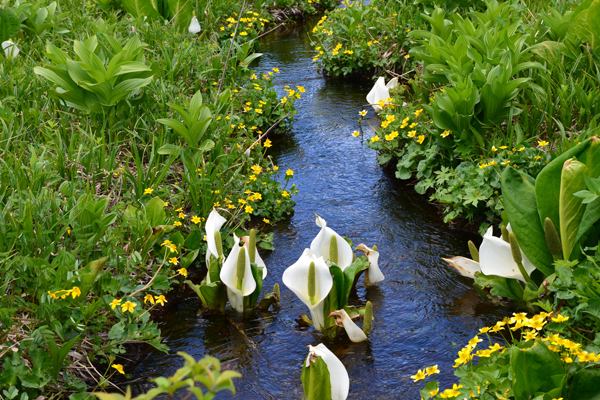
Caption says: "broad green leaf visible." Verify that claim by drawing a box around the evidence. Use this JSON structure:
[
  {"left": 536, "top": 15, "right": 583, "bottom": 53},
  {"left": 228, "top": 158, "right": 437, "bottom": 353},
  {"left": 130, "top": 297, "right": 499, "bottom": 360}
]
[
  {"left": 0, "top": 6, "right": 20, "bottom": 42},
  {"left": 108, "top": 77, "right": 153, "bottom": 104},
  {"left": 122, "top": 0, "right": 161, "bottom": 18},
  {"left": 575, "top": 197, "right": 600, "bottom": 244},
  {"left": 341, "top": 257, "right": 369, "bottom": 308},
  {"left": 157, "top": 144, "right": 184, "bottom": 155},
  {"left": 502, "top": 166, "right": 553, "bottom": 275},
  {"left": 510, "top": 342, "right": 564, "bottom": 400},
  {"left": 34, "top": 66, "right": 77, "bottom": 91},
  {"left": 301, "top": 356, "right": 332, "bottom": 400},
  {"left": 80, "top": 256, "right": 108, "bottom": 298},
  {"left": 475, "top": 273, "right": 524, "bottom": 302},
  {"left": 144, "top": 196, "right": 166, "bottom": 227},
  {"left": 78, "top": 81, "right": 112, "bottom": 104},
  {"left": 186, "top": 280, "right": 224, "bottom": 312},
  {"left": 579, "top": 136, "right": 600, "bottom": 178},
  {"left": 560, "top": 159, "right": 588, "bottom": 260},
  {"left": 569, "top": 368, "right": 600, "bottom": 399},
  {"left": 157, "top": 118, "right": 190, "bottom": 140},
  {"left": 167, "top": 0, "right": 192, "bottom": 31},
  {"left": 535, "top": 138, "right": 591, "bottom": 233}
]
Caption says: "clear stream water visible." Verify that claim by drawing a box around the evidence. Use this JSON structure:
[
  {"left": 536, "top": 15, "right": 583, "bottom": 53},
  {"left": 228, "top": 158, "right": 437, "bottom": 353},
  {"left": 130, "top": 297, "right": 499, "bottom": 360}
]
[{"left": 128, "top": 21, "right": 512, "bottom": 399}]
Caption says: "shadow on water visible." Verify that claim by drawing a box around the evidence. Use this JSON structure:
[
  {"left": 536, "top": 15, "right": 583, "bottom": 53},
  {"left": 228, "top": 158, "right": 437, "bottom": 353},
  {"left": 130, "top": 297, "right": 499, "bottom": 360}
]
[{"left": 127, "top": 20, "right": 513, "bottom": 399}]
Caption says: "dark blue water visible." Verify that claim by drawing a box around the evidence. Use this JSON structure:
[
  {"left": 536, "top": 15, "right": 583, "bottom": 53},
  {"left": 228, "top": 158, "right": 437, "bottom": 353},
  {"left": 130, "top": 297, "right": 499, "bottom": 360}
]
[{"left": 128, "top": 22, "right": 510, "bottom": 399}]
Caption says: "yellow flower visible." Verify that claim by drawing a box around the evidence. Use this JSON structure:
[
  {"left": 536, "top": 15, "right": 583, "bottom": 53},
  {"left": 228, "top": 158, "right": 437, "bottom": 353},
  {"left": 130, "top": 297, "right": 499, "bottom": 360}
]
[
  {"left": 264, "top": 139, "right": 272, "bottom": 148},
  {"left": 409, "top": 122, "right": 418, "bottom": 128},
  {"left": 381, "top": 121, "right": 390, "bottom": 128},
  {"left": 245, "top": 205, "right": 254, "bottom": 213},
  {"left": 121, "top": 301, "right": 136, "bottom": 313},
  {"left": 179, "top": 212, "right": 186, "bottom": 219},
  {"left": 352, "top": 130, "right": 360, "bottom": 137},
  {"left": 404, "top": 54, "right": 410, "bottom": 59},
  {"left": 410, "top": 369, "right": 426, "bottom": 382},
  {"left": 174, "top": 221, "right": 182, "bottom": 226},
  {"left": 518, "top": 146, "right": 525, "bottom": 151},
  {"left": 297, "top": 85, "right": 306, "bottom": 93},
  {"left": 112, "top": 364, "right": 125, "bottom": 374},
  {"left": 417, "top": 135, "right": 425, "bottom": 144},
  {"left": 502, "top": 160, "right": 510, "bottom": 165},
  {"left": 156, "top": 295, "right": 167, "bottom": 306},
  {"left": 144, "top": 188, "right": 154, "bottom": 195},
  {"left": 538, "top": 140, "right": 549, "bottom": 146},
  {"left": 263, "top": 218, "right": 270, "bottom": 224},
  {"left": 359, "top": 110, "right": 367, "bottom": 116},
  {"left": 177, "top": 268, "right": 188, "bottom": 277},
  {"left": 273, "top": 67, "right": 280, "bottom": 73},
  {"left": 468, "top": 336, "right": 482, "bottom": 347},
  {"left": 169, "top": 257, "right": 179, "bottom": 265},
  {"left": 492, "top": 146, "right": 497, "bottom": 152},
  {"left": 408, "top": 130, "right": 416, "bottom": 138},
  {"left": 281, "top": 97, "right": 287, "bottom": 103},
  {"left": 109, "top": 298, "right": 122, "bottom": 309},
  {"left": 429, "top": 388, "right": 439, "bottom": 396},
  {"left": 251, "top": 164, "right": 263, "bottom": 175},
  {"left": 371, "top": 135, "right": 380, "bottom": 142},
  {"left": 425, "top": 365, "right": 440, "bottom": 375},
  {"left": 286, "top": 169, "right": 294, "bottom": 176},
  {"left": 191, "top": 216, "right": 201, "bottom": 224},
  {"left": 552, "top": 314, "right": 569, "bottom": 323},
  {"left": 71, "top": 286, "right": 81, "bottom": 298},
  {"left": 144, "top": 294, "right": 155, "bottom": 305},
  {"left": 282, "top": 190, "right": 290, "bottom": 198}
]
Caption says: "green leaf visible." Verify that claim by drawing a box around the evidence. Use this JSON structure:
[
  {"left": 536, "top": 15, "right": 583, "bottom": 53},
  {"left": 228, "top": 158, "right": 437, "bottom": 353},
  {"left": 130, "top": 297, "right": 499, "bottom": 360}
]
[
  {"left": 301, "top": 356, "right": 332, "bottom": 400},
  {"left": 569, "top": 367, "right": 600, "bottom": 399},
  {"left": 157, "top": 144, "right": 183, "bottom": 155},
  {"left": 535, "top": 138, "right": 591, "bottom": 234},
  {"left": 510, "top": 342, "right": 564, "bottom": 400},
  {"left": 502, "top": 166, "right": 553, "bottom": 275},
  {"left": 560, "top": 159, "right": 588, "bottom": 260},
  {"left": 475, "top": 273, "right": 524, "bottom": 302},
  {"left": 244, "top": 264, "right": 263, "bottom": 309},
  {"left": 341, "top": 258, "right": 369, "bottom": 308},
  {"left": 576, "top": 197, "right": 600, "bottom": 244},
  {"left": 186, "top": 280, "right": 225, "bottom": 312},
  {"left": 80, "top": 256, "right": 108, "bottom": 298},
  {"left": 144, "top": 196, "right": 166, "bottom": 227},
  {"left": 122, "top": 0, "right": 161, "bottom": 18},
  {"left": 0, "top": 7, "right": 21, "bottom": 43},
  {"left": 167, "top": 0, "right": 192, "bottom": 31}
]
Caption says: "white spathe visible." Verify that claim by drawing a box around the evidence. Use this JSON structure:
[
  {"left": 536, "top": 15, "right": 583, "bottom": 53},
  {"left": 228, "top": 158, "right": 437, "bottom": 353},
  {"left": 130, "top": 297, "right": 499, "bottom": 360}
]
[
  {"left": 282, "top": 249, "right": 332, "bottom": 331},
  {"left": 220, "top": 234, "right": 256, "bottom": 313},
  {"left": 241, "top": 235, "right": 268, "bottom": 279},
  {"left": 205, "top": 209, "right": 227, "bottom": 279},
  {"left": 479, "top": 225, "right": 536, "bottom": 282},
  {"left": 442, "top": 226, "right": 535, "bottom": 282},
  {"left": 310, "top": 215, "right": 354, "bottom": 270},
  {"left": 366, "top": 77, "right": 398, "bottom": 113},
  {"left": 329, "top": 309, "right": 367, "bottom": 343},
  {"left": 442, "top": 256, "right": 481, "bottom": 279},
  {"left": 2, "top": 40, "right": 19, "bottom": 58},
  {"left": 355, "top": 244, "right": 384, "bottom": 283},
  {"left": 305, "top": 344, "right": 349, "bottom": 400},
  {"left": 188, "top": 16, "right": 201, "bottom": 34}
]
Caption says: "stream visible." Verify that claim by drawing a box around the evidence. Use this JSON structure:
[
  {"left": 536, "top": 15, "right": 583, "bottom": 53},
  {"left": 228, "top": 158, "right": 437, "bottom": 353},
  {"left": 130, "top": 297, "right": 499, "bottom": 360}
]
[{"left": 129, "top": 20, "right": 512, "bottom": 399}]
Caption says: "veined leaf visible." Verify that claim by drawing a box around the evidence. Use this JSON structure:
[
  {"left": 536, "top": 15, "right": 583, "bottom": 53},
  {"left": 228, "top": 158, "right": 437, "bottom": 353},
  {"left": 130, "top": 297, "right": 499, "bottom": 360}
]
[
  {"left": 501, "top": 166, "right": 553, "bottom": 275},
  {"left": 560, "top": 159, "right": 588, "bottom": 260}
]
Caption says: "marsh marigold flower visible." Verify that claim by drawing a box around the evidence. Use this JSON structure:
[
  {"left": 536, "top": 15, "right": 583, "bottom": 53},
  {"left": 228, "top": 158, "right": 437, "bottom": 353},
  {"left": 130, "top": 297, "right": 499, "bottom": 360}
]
[
  {"left": 121, "top": 301, "right": 136, "bottom": 313},
  {"left": 112, "top": 364, "right": 125, "bottom": 374},
  {"left": 177, "top": 268, "right": 188, "bottom": 277},
  {"left": 156, "top": 295, "right": 167, "bottom": 306},
  {"left": 144, "top": 188, "right": 154, "bottom": 195},
  {"left": 109, "top": 298, "right": 122, "bottom": 309}
]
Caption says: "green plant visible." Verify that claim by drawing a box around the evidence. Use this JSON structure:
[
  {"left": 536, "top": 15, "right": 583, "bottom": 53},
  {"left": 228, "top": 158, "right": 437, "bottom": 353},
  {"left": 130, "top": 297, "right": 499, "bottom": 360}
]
[
  {"left": 93, "top": 352, "right": 240, "bottom": 400},
  {"left": 34, "top": 35, "right": 155, "bottom": 117}
]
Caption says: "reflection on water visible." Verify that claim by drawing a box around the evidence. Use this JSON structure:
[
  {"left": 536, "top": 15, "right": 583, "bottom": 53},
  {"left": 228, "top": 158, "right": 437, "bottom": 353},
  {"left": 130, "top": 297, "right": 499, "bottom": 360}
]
[{"left": 128, "top": 21, "right": 512, "bottom": 398}]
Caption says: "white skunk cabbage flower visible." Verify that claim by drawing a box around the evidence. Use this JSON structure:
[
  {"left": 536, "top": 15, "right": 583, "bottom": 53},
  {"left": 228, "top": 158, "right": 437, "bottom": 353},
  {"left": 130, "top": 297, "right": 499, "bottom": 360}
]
[
  {"left": 205, "top": 209, "right": 227, "bottom": 279},
  {"left": 2, "top": 39, "right": 19, "bottom": 58},
  {"left": 366, "top": 77, "right": 398, "bottom": 113},
  {"left": 283, "top": 249, "right": 332, "bottom": 331},
  {"left": 220, "top": 234, "right": 256, "bottom": 313},
  {"left": 310, "top": 215, "right": 353, "bottom": 270},
  {"left": 329, "top": 309, "right": 367, "bottom": 342},
  {"left": 479, "top": 225, "right": 535, "bottom": 282},
  {"left": 442, "top": 256, "right": 481, "bottom": 279},
  {"left": 302, "top": 344, "right": 349, "bottom": 400},
  {"left": 188, "top": 13, "right": 201, "bottom": 34},
  {"left": 355, "top": 244, "right": 384, "bottom": 283},
  {"left": 241, "top": 230, "right": 267, "bottom": 279},
  {"left": 443, "top": 225, "right": 535, "bottom": 282}
]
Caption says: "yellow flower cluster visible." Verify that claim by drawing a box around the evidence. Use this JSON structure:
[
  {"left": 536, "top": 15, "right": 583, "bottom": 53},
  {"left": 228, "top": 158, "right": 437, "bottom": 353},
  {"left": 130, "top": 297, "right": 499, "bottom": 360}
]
[
  {"left": 144, "top": 294, "right": 166, "bottom": 306},
  {"left": 48, "top": 286, "right": 81, "bottom": 300},
  {"left": 410, "top": 364, "right": 439, "bottom": 382}
]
